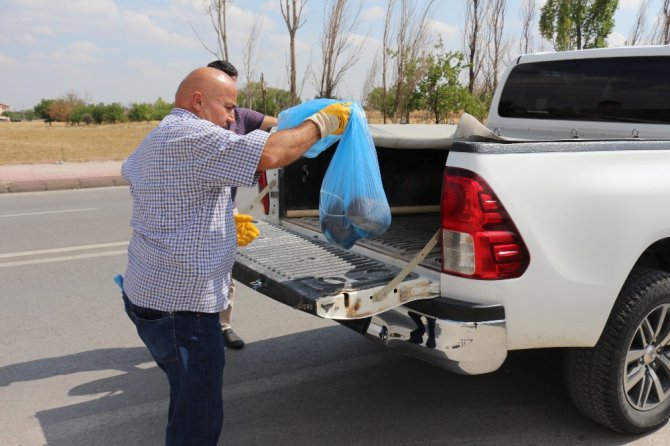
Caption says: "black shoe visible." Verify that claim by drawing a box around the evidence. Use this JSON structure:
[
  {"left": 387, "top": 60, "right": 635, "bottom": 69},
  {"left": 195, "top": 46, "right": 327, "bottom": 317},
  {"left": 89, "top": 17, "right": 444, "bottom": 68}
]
[{"left": 222, "top": 328, "right": 245, "bottom": 350}]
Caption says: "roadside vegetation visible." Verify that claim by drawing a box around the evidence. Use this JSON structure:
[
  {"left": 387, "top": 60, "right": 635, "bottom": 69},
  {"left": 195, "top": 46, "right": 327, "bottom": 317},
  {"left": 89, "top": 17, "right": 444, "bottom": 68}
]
[
  {"left": 0, "top": 109, "right": 446, "bottom": 165},
  {"left": 0, "top": 120, "right": 156, "bottom": 164}
]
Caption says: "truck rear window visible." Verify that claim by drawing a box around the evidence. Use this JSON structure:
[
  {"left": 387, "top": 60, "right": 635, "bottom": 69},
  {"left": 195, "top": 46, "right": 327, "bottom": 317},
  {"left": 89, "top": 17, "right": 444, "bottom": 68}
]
[{"left": 497, "top": 56, "right": 670, "bottom": 124}]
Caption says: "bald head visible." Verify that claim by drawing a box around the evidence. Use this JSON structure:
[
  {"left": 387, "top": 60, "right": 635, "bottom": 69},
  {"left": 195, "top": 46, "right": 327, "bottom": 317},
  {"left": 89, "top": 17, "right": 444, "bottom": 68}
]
[
  {"left": 175, "top": 67, "right": 236, "bottom": 110},
  {"left": 175, "top": 67, "right": 238, "bottom": 128}
]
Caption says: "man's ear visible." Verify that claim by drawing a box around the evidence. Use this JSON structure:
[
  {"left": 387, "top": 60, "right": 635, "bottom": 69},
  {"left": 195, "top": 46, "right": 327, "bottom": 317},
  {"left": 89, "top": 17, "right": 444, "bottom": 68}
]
[{"left": 192, "top": 91, "right": 203, "bottom": 112}]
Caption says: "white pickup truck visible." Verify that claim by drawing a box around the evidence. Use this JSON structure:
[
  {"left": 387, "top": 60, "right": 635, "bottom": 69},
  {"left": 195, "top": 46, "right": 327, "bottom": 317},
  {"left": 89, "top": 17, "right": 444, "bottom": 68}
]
[{"left": 233, "top": 44, "right": 670, "bottom": 434}]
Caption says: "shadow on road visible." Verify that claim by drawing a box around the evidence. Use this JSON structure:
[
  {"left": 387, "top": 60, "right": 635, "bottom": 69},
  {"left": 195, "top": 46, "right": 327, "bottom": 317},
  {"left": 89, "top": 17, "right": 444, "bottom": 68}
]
[{"left": 0, "top": 325, "right": 661, "bottom": 446}]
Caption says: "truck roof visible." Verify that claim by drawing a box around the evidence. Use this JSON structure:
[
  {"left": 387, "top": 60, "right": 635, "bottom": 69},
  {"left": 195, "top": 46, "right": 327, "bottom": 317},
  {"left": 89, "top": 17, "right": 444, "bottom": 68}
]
[{"left": 515, "top": 44, "right": 670, "bottom": 65}]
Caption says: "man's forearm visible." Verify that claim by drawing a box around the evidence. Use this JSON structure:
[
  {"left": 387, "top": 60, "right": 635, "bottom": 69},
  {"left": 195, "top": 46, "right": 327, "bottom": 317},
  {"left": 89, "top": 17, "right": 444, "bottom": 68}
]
[
  {"left": 257, "top": 121, "right": 320, "bottom": 171},
  {"left": 260, "top": 116, "right": 278, "bottom": 131}
]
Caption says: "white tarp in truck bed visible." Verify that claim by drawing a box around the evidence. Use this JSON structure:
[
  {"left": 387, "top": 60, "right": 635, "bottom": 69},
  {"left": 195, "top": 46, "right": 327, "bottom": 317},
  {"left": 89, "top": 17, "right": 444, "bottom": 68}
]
[
  {"left": 369, "top": 124, "right": 457, "bottom": 149},
  {"left": 368, "top": 113, "right": 513, "bottom": 149}
]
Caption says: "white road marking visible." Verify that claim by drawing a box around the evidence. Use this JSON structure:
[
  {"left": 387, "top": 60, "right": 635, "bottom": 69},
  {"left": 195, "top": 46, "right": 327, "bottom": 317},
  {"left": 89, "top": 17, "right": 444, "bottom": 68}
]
[
  {"left": 0, "top": 241, "right": 129, "bottom": 259},
  {"left": 0, "top": 208, "right": 99, "bottom": 218},
  {"left": 0, "top": 250, "right": 128, "bottom": 267}
]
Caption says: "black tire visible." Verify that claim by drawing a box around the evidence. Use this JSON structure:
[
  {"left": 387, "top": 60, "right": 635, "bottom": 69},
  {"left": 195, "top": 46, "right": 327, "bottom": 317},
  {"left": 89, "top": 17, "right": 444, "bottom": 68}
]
[{"left": 564, "top": 266, "right": 670, "bottom": 434}]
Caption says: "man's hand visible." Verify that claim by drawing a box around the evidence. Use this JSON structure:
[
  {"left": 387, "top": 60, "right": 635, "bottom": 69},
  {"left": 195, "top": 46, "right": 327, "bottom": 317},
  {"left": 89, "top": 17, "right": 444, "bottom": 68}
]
[
  {"left": 234, "top": 214, "right": 260, "bottom": 247},
  {"left": 305, "top": 102, "right": 352, "bottom": 137}
]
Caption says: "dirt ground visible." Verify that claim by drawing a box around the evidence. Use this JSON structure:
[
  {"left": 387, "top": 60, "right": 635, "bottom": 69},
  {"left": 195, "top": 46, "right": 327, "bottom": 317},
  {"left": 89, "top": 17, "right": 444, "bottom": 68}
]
[
  {"left": 0, "top": 121, "right": 157, "bottom": 164},
  {"left": 0, "top": 110, "right": 454, "bottom": 165}
]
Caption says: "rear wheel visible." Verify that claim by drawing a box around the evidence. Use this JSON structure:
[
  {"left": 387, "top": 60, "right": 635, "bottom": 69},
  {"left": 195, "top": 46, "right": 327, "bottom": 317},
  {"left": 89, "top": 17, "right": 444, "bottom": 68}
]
[{"left": 564, "top": 267, "right": 670, "bottom": 434}]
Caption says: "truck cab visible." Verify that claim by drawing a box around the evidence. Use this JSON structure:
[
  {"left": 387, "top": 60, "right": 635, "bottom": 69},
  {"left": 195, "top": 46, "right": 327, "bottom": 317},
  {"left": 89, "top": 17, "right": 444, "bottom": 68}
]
[{"left": 487, "top": 45, "right": 670, "bottom": 140}]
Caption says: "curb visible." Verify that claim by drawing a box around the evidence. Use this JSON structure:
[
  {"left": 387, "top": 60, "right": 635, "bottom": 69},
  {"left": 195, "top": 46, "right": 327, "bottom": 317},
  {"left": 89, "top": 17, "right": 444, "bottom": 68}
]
[{"left": 0, "top": 176, "right": 128, "bottom": 194}]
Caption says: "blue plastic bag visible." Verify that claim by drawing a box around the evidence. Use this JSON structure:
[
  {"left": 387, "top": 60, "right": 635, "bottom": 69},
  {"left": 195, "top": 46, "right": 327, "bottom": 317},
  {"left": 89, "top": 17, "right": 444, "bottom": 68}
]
[
  {"left": 277, "top": 98, "right": 342, "bottom": 158},
  {"left": 318, "top": 102, "right": 391, "bottom": 249}
]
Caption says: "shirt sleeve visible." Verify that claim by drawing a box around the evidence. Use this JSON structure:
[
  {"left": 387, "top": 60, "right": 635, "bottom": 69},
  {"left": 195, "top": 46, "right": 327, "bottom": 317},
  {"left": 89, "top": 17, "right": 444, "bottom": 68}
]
[
  {"left": 193, "top": 123, "right": 269, "bottom": 187},
  {"left": 236, "top": 107, "right": 266, "bottom": 132}
]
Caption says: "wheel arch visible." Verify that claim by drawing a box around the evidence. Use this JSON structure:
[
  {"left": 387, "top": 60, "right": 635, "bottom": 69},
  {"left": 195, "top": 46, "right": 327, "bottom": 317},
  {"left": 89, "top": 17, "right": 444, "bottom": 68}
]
[{"left": 633, "top": 238, "right": 670, "bottom": 275}]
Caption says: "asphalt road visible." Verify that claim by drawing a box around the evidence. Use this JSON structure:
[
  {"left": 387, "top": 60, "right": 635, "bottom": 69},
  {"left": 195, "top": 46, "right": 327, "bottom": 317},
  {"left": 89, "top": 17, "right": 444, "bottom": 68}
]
[{"left": 1, "top": 186, "right": 669, "bottom": 446}]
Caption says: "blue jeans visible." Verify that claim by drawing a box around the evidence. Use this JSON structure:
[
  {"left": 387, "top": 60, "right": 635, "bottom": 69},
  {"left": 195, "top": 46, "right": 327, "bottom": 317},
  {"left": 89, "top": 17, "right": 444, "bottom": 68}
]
[{"left": 122, "top": 293, "right": 225, "bottom": 446}]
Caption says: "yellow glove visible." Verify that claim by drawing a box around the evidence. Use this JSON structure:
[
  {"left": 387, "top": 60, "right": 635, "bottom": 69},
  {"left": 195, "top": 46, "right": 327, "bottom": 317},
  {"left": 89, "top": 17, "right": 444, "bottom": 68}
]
[
  {"left": 305, "top": 102, "right": 352, "bottom": 137},
  {"left": 234, "top": 214, "right": 260, "bottom": 247}
]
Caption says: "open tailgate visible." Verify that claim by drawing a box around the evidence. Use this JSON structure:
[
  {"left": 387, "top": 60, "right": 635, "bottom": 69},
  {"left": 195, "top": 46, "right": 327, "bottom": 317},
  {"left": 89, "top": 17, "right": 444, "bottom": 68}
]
[{"left": 233, "top": 220, "right": 440, "bottom": 320}]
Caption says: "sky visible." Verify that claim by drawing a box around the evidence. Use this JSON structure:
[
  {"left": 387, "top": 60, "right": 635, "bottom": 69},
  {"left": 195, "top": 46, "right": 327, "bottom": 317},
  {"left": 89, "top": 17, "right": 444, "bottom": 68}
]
[{"left": 0, "top": 0, "right": 659, "bottom": 111}]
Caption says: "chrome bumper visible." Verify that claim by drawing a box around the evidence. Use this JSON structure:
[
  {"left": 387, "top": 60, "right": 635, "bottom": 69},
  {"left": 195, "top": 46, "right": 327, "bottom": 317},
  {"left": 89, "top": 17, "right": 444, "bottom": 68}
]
[{"left": 366, "top": 302, "right": 507, "bottom": 375}]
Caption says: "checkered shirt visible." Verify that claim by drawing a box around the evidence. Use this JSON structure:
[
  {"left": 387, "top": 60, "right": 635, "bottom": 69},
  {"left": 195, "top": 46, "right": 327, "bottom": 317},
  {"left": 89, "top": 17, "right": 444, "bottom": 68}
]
[{"left": 122, "top": 108, "right": 268, "bottom": 313}]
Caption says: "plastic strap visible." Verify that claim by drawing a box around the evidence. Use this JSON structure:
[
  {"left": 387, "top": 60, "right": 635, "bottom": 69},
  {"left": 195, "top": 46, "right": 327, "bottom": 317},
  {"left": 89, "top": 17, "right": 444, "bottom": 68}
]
[
  {"left": 240, "top": 178, "right": 277, "bottom": 215},
  {"left": 372, "top": 229, "right": 441, "bottom": 302}
]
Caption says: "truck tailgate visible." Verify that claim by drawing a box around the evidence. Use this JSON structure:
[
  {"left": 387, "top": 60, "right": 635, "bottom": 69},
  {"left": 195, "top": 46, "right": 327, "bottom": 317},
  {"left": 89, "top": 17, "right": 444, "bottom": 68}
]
[{"left": 233, "top": 220, "right": 440, "bottom": 320}]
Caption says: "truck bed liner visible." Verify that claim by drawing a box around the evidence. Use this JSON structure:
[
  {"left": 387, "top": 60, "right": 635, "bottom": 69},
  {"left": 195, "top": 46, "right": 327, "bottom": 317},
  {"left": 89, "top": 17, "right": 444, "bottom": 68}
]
[
  {"left": 284, "top": 213, "right": 442, "bottom": 271},
  {"left": 233, "top": 219, "right": 440, "bottom": 319}
]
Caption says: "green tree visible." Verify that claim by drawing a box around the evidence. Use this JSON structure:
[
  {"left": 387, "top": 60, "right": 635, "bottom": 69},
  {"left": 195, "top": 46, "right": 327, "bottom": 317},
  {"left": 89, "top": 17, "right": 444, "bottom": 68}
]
[
  {"left": 128, "top": 103, "right": 153, "bottom": 121},
  {"left": 80, "top": 112, "right": 94, "bottom": 125},
  {"left": 392, "top": 54, "right": 424, "bottom": 123},
  {"left": 102, "top": 103, "right": 126, "bottom": 123},
  {"left": 461, "top": 90, "right": 491, "bottom": 122},
  {"left": 46, "top": 93, "right": 86, "bottom": 123},
  {"left": 539, "top": 0, "right": 618, "bottom": 51},
  {"left": 151, "top": 98, "right": 173, "bottom": 120},
  {"left": 68, "top": 104, "right": 88, "bottom": 124},
  {"left": 238, "top": 82, "right": 293, "bottom": 117},
  {"left": 365, "top": 86, "right": 396, "bottom": 118},
  {"left": 416, "top": 42, "right": 469, "bottom": 124},
  {"left": 89, "top": 103, "right": 107, "bottom": 124},
  {"left": 4, "top": 109, "right": 35, "bottom": 121},
  {"left": 34, "top": 99, "right": 55, "bottom": 122}
]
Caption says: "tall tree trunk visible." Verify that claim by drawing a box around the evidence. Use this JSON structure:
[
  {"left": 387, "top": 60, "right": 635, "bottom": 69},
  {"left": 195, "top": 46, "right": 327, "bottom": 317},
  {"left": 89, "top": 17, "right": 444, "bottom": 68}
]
[
  {"left": 221, "top": 0, "right": 229, "bottom": 60},
  {"left": 393, "top": 0, "right": 435, "bottom": 123},
  {"left": 464, "top": 0, "right": 488, "bottom": 94},
  {"left": 280, "top": 0, "right": 307, "bottom": 105},
  {"left": 195, "top": 0, "right": 232, "bottom": 60},
  {"left": 261, "top": 73, "right": 267, "bottom": 114},
  {"left": 663, "top": 0, "right": 670, "bottom": 44},
  {"left": 315, "top": 0, "right": 364, "bottom": 98},
  {"left": 382, "top": 0, "right": 395, "bottom": 123},
  {"left": 487, "top": 0, "right": 508, "bottom": 95},
  {"left": 519, "top": 0, "right": 537, "bottom": 54},
  {"left": 243, "top": 15, "right": 262, "bottom": 109},
  {"left": 627, "top": 0, "right": 651, "bottom": 46}
]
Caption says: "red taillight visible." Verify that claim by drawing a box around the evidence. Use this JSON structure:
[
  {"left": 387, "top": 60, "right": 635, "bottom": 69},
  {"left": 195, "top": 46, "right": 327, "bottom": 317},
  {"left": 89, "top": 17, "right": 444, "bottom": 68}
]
[{"left": 441, "top": 167, "right": 529, "bottom": 279}]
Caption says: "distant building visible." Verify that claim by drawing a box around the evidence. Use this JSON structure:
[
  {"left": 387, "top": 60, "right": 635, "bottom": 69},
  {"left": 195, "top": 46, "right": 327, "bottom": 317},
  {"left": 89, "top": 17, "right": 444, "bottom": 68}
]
[{"left": 0, "top": 104, "right": 9, "bottom": 121}]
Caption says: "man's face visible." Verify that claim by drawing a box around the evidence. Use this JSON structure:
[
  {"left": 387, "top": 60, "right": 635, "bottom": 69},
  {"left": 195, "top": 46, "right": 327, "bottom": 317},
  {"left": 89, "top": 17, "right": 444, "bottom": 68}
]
[{"left": 197, "top": 86, "right": 237, "bottom": 129}]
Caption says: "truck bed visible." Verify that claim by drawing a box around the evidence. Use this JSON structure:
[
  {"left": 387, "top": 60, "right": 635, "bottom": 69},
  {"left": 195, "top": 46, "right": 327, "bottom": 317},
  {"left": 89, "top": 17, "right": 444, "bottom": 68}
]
[
  {"left": 284, "top": 213, "right": 442, "bottom": 271},
  {"left": 234, "top": 132, "right": 449, "bottom": 320}
]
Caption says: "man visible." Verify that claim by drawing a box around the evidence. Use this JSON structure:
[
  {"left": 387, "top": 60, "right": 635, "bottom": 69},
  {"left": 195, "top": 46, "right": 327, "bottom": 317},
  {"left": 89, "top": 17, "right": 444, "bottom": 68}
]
[
  {"left": 207, "top": 60, "right": 277, "bottom": 133},
  {"left": 121, "top": 67, "right": 350, "bottom": 445},
  {"left": 207, "top": 59, "right": 278, "bottom": 350}
]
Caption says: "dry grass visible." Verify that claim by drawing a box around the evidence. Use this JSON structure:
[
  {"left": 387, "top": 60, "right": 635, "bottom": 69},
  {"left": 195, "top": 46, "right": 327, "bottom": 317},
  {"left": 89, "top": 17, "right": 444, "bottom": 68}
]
[
  {"left": 0, "top": 111, "right": 459, "bottom": 165},
  {"left": 0, "top": 120, "right": 157, "bottom": 164}
]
